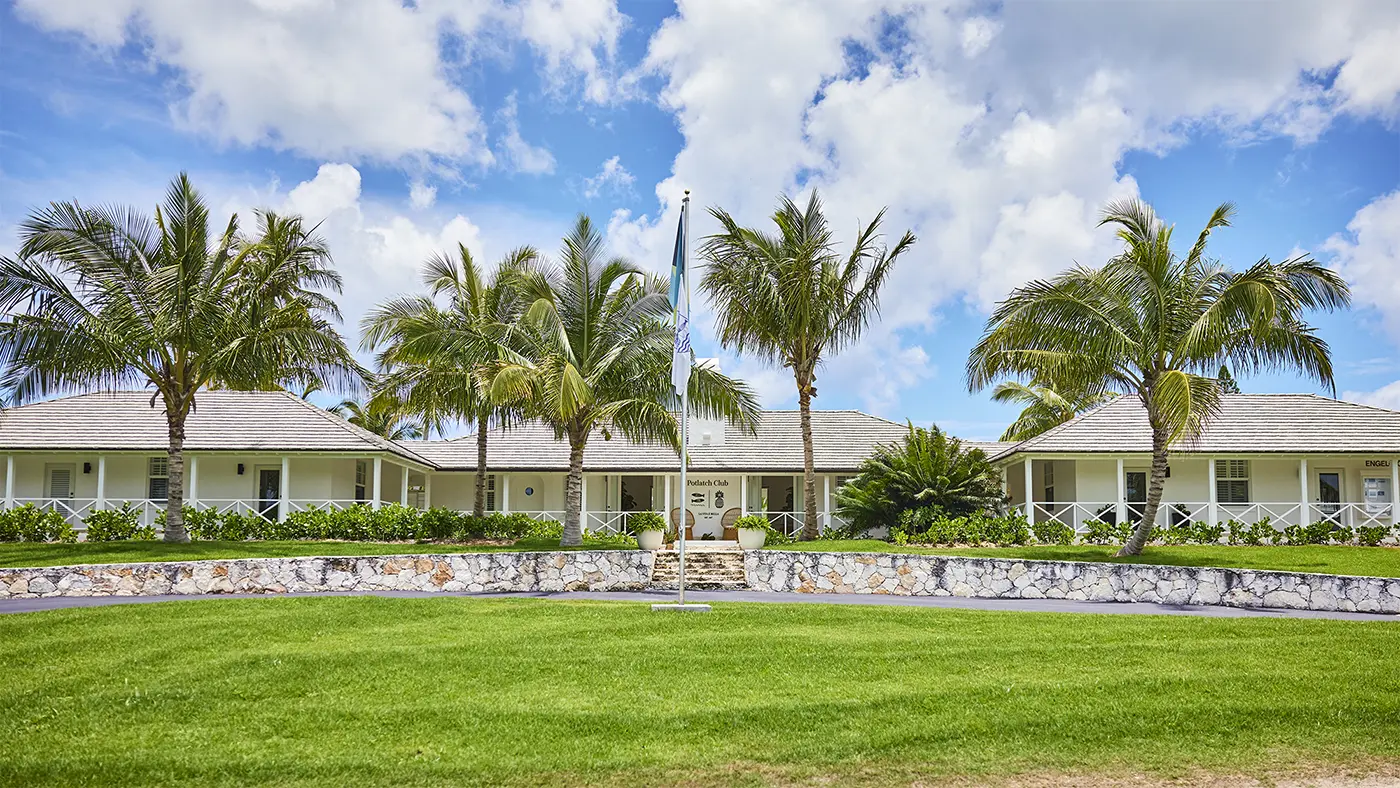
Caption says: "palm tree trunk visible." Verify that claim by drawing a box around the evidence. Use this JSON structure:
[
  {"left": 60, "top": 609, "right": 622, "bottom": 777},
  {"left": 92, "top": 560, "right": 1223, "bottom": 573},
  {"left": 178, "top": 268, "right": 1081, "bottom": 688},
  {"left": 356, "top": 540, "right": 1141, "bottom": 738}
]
[
  {"left": 164, "top": 412, "right": 190, "bottom": 543},
  {"left": 473, "top": 412, "right": 488, "bottom": 518},
  {"left": 562, "top": 431, "right": 586, "bottom": 547},
  {"left": 798, "top": 385, "right": 819, "bottom": 541},
  {"left": 1118, "top": 423, "right": 1169, "bottom": 556}
]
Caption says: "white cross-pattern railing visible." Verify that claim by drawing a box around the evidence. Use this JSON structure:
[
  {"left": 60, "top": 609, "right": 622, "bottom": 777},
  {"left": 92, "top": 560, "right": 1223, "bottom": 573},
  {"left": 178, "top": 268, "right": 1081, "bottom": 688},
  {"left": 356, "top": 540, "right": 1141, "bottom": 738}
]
[
  {"left": 510, "top": 510, "right": 564, "bottom": 523},
  {"left": 1026, "top": 500, "right": 1398, "bottom": 532}
]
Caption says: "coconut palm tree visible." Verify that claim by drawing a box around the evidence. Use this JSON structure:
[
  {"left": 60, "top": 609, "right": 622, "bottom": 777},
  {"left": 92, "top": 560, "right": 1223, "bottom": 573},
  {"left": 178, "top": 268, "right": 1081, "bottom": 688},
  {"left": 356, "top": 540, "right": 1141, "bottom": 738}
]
[
  {"left": 488, "top": 215, "right": 761, "bottom": 546},
  {"left": 329, "top": 394, "right": 423, "bottom": 440},
  {"left": 967, "top": 198, "right": 1349, "bottom": 556},
  {"left": 0, "top": 174, "right": 361, "bottom": 541},
  {"left": 992, "top": 380, "right": 1118, "bottom": 441},
  {"left": 699, "top": 190, "right": 915, "bottom": 540},
  {"left": 361, "top": 244, "right": 536, "bottom": 516}
]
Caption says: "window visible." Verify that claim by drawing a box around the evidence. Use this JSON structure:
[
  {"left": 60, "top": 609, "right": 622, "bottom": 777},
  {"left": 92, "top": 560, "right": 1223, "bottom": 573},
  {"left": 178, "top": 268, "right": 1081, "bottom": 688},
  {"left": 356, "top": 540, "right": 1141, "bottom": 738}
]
[
  {"left": 1217, "top": 459, "right": 1250, "bottom": 504},
  {"left": 486, "top": 474, "right": 497, "bottom": 511},
  {"left": 354, "top": 460, "right": 368, "bottom": 501},
  {"left": 1043, "top": 463, "right": 1055, "bottom": 505},
  {"left": 148, "top": 457, "right": 169, "bottom": 501}
]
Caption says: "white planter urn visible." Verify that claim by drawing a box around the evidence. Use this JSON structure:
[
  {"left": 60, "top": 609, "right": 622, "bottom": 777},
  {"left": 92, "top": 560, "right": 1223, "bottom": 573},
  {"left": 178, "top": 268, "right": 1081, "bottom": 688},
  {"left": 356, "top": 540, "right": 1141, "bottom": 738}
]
[
  {"left": 636, "top": 530, "right": 665, "bottom": 550},
  {"left": 737, "top": 527, "right": 767, "bottom": 550}
]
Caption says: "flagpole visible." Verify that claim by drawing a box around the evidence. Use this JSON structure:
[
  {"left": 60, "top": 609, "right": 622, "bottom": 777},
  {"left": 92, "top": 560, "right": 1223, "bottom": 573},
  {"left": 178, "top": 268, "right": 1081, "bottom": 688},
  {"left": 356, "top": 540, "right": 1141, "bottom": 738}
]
[
  {"left": 652, "top": 190, "right": 707, "bottom": 613},
  {"left": 678, "top": 190, "right": 690, "bottom": 607}
]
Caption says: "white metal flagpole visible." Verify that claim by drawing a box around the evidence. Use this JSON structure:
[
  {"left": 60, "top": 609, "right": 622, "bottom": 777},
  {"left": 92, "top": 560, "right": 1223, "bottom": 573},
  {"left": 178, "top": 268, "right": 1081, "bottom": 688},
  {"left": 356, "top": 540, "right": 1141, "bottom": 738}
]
[
  {"left": 654, "top": 189, "right": 708, "bottom": 613},
  {"left": 678, "top": 190, "right": 690, "bottom": 607}
]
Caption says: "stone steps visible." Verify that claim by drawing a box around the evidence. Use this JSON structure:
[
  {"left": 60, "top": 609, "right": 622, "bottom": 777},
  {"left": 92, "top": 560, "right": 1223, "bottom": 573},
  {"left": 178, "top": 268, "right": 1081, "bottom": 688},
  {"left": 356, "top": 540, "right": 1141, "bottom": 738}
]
[{"left": 650, "top": 550, "right": 748, "bottom": 590}]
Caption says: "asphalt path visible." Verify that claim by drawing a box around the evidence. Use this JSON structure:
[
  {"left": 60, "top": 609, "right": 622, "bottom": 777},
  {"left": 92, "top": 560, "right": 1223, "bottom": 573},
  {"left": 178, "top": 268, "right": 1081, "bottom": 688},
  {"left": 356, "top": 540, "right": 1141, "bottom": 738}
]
[{"left": 1, "top": 588, "right": 1394, "bottom": 620}]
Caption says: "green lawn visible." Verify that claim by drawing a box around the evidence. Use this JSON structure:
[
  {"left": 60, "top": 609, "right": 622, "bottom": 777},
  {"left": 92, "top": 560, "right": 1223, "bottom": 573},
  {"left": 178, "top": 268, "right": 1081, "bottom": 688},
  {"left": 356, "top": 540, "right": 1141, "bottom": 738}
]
[
  {"left": 773, "top": 540, "right": 1400, "bottom": 578},
  {"left": 0, "top": 537, "right": 620, "bottom": 569},
  {"left": 1, "top": 597, "right": 1397, "bottom": 787}
]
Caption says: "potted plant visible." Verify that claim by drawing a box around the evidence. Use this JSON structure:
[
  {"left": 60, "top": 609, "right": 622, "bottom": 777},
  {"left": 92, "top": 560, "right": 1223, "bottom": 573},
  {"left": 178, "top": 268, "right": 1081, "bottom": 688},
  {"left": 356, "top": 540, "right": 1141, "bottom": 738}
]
[
  {"left": 734, "top": 514, "right": 770, "bottom": 550},
  {"left": 630, "top": 511, "right": 667, "bottom": 550}
]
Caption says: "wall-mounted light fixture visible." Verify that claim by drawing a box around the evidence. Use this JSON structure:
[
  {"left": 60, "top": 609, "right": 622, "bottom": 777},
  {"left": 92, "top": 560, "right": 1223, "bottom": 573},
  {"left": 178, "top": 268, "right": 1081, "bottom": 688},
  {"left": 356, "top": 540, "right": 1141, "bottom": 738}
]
[
  {"left": 237, "top": 463, "right": 246, "bottom": 475},
  {"left": 83, "top": 462, "right": 92, "bottom": 474}
]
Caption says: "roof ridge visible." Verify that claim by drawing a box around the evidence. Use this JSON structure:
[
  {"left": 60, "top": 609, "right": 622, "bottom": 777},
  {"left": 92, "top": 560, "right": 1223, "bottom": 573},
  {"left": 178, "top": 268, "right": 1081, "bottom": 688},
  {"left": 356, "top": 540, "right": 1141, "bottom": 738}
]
[
  {"left": 1308, "top": 391, "right": 1400, "bottom": 416},
  {"left": 281, "top": 392, "right": 434, "bottom": 466},
  {"left": 1000, "top": 394, "right": 1128, "bottom": 454}
]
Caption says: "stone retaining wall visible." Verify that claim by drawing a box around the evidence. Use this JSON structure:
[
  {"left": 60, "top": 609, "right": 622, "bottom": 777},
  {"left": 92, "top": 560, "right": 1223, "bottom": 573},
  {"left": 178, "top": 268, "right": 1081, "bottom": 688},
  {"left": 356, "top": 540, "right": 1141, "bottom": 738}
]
[
  {"left": 745, "top": 550, "right": 1400, "bottom": 614},
  {"left": 0, "top": 551, "right": 653, "bottom": 599}
]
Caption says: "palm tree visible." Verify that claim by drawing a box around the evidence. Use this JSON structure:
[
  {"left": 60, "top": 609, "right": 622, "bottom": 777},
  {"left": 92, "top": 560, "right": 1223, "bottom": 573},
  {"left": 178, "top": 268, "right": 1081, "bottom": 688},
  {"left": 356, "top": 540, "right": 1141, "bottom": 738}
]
[
  {"left": 700, "top": 191, "right": 915, "bottom": 540},
  {"left": 967, "top": 199, "right": 1349, "bottom": 556},
  {"left": 488, "top": 215, "right": 761, "bottom": 546},
  {"left": 992, "top": 380, "right": 1118, "bottom": 441},
  {"left": 361, "top": 244, "right": 537, "bottom": 516},
  {"left": 0, "top": 174, "right": 361, "bottom": 541},
  {"left": 329, "top": 395, "right": 423, "bottom": 440},
  {"left": 836, "top": 422, "right": 1004, "bottom": 535}
]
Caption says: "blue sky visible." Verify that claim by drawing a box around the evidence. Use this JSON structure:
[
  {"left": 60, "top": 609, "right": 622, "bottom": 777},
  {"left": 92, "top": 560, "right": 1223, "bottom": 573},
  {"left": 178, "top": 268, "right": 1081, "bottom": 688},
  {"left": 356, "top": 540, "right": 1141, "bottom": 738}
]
[{"left": 2, "top": 0, "right": 1399, "bottom": 440}]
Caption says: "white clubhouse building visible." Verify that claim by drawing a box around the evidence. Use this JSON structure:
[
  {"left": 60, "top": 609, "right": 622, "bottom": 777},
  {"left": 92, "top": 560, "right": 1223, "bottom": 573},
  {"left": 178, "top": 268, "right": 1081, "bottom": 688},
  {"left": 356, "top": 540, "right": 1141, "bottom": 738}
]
[
  {"left": 0, "top": 391, "right": 932, "bottom": 537},
  {"left": 1, "top": 390, "right": 1398, "bottom": 537},
  {"left": 994, "top": 394, "right": 1400, "bottom": 532}
]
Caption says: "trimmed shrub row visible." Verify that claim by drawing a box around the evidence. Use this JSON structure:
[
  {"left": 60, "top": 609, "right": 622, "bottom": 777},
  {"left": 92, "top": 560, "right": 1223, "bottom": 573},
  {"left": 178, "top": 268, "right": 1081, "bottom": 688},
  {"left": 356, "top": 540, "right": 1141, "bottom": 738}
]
[
  {"left": 1, "top": 502, "right": 637, "bottom": 546},
  {"left": 0, "top": 504, "right": 78, "bottom": 543},
  {"left": 891, "top": 511, "right": 1034, "bottom": 547},
  {"left": 1080, "top": 517, "right": 1395, "bottom": 547}
]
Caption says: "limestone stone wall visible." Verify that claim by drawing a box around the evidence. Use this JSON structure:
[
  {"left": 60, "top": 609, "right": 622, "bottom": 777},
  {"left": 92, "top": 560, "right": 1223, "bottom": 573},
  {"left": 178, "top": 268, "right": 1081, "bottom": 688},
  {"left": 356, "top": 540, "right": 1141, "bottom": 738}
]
[
  {"left": 0, "top": 551, "right": 653, "bottom": 599},
  {"left": 745, "top": 551, "right": 1400, "bottom": 614}
]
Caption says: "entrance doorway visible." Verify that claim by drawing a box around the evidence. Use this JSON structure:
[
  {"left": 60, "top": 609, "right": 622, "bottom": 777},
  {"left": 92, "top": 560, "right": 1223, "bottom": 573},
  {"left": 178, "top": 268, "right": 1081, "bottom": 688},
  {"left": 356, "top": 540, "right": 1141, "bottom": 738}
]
[
  {"left": 1317, "top": 469, "right": 1343, "bottom": 521},
  {"left": 619, "top": 476, "right": 653, "bottom": 511},
  {"left": 1124, "top": 470, "right": 1147, "bottom": 523},
  {"left": 256, "top": 467, "right": 281, "bottom": 518}
]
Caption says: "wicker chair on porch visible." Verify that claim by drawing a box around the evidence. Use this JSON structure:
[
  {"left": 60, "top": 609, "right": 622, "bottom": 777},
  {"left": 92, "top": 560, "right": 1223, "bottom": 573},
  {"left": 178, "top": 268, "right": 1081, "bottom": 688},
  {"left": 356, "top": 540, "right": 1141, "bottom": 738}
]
[
  {"left": 719, "top": 507, "right": 741, "bottom": 540},
  {"left": 670, "top": 508, "right": 695, "bottom": 540}
]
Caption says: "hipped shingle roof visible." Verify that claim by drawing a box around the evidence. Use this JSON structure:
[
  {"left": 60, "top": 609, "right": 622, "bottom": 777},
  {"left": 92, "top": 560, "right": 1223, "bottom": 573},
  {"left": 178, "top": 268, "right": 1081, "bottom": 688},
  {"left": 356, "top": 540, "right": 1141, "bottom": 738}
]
[
  {"left": 993, "top": 394, "right": 1400, "bottom": 459},
  {"left": 0, "top": 390, "right": 432, "bottom": 466}
]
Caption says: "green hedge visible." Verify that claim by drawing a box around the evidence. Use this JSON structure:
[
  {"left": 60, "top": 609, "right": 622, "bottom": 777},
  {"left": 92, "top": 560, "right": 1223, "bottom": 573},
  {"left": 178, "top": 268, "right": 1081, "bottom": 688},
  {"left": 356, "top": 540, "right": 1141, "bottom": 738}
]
[
  {"left": 0, "top": 504, "right": 77, "bottom": 543},
  {"left": 1077, "top": 516, "right": 1395, "bottom": 547},
  {"left": 892, "top": 510, "right": 1032, "bottom": 547},
  {"left": 147, "top": 505, "right": 563, "bottom": 543},
  {"left": 83, "top": 504, "right": 156, "bottom": 542}
]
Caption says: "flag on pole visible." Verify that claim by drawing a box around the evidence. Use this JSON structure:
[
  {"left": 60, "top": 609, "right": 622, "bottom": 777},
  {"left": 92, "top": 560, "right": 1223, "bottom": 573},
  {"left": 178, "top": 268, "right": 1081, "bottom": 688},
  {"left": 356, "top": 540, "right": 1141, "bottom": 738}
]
[{"left": 669, "top": 204, "right": 691, "bottom": 396}]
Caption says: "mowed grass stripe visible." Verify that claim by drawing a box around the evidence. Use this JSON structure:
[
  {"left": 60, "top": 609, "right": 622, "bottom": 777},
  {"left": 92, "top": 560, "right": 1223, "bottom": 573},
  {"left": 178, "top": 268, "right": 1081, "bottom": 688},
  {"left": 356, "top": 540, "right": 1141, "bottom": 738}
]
[{"left": 1, "top": 596, "right": 1397, "bottom": 787}]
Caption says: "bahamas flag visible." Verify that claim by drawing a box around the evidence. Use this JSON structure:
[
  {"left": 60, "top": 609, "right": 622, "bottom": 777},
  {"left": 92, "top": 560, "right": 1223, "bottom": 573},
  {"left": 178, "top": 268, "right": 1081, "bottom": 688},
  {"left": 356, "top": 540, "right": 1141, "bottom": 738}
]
[{"left": 669, "top": 204, "right": 691, "bottom": 397}]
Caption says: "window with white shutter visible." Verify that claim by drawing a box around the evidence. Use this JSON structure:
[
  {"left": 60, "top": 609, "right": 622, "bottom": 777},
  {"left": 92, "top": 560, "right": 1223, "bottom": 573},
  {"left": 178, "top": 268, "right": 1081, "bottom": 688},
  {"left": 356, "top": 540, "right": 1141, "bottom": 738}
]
[
  {"left": 1216, "top": 460, "right": 1250, "bottom": 504},
  {"left": 148, "top": 457, "right": 169, "bottom": 501},
  {"left": 47, "top": 466, "right": 74, "bottom": 499},
  {"left": 485, "top": 474, "right": 497, "bottom": 511}
]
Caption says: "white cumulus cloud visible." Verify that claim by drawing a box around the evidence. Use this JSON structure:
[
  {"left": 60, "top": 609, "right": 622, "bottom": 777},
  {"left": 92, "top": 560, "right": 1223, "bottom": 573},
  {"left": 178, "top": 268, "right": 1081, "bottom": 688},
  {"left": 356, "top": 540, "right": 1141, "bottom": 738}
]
[
  {"left": 582, "top": 156, "right": 634, "bottom": 199},
  {"left": 608, "top": 0, "right": 1400, "bottom": 415},
  {"left": 496, "top": 93, "right": 556, "bottom": 175}
]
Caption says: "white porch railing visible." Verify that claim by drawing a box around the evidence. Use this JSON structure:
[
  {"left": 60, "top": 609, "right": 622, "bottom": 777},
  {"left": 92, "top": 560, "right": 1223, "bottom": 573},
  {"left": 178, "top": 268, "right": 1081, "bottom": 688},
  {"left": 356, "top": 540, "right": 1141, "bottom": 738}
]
[
  {"left": 1026, "top": 500, "right": 1397, "bottom": 531},
  {"left": 11, "top": 497, "right": 99, "bottom": 524},
  {"left": 511, "top": 510, "right": 564, "bottom": 523}
]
